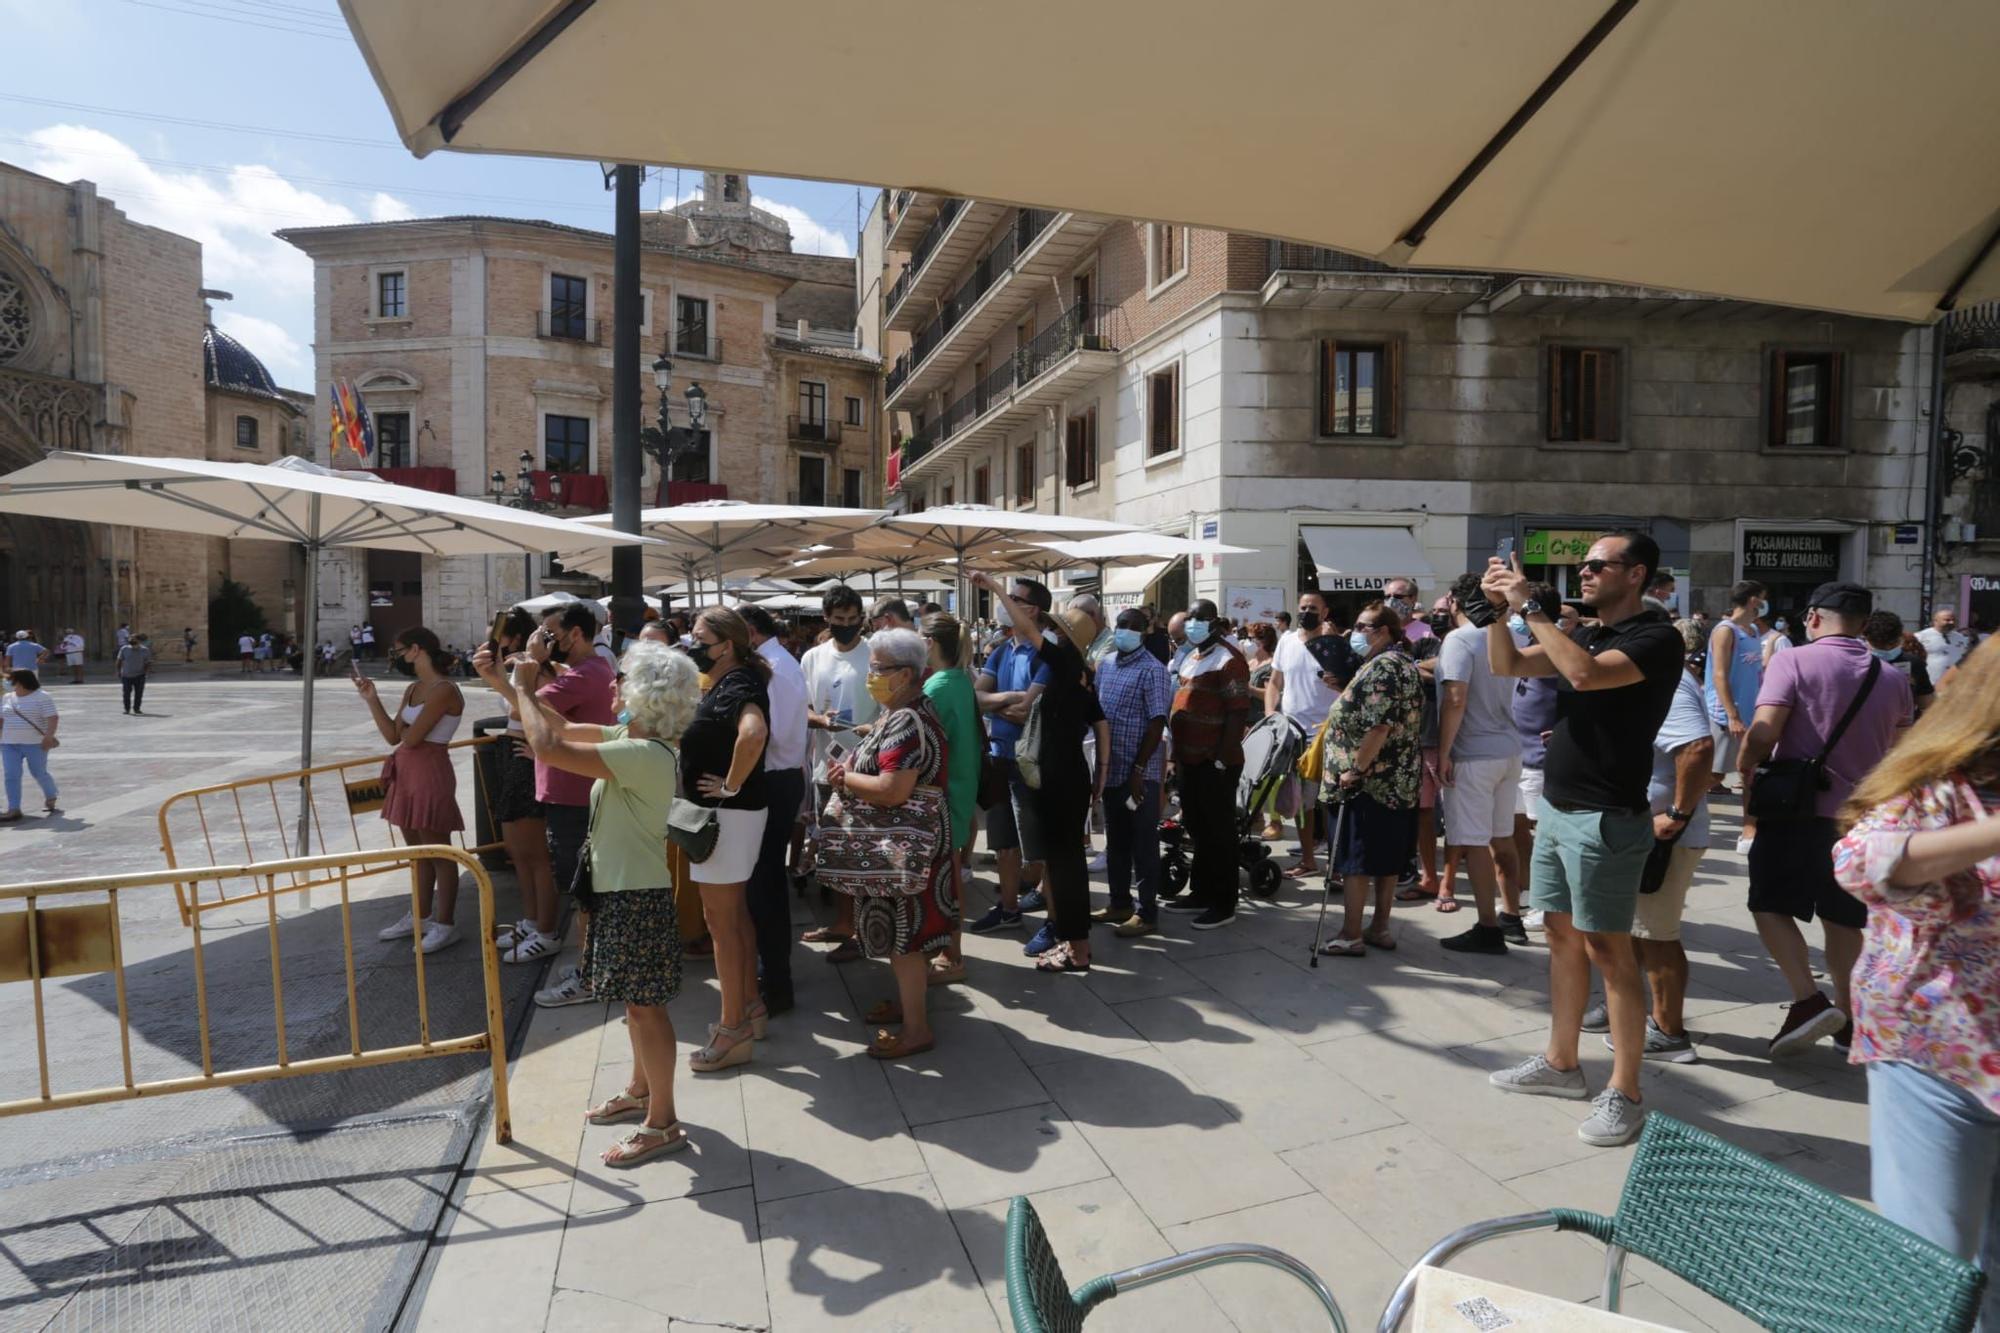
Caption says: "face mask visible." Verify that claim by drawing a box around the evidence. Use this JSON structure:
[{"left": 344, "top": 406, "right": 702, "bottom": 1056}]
[
  {"left": 1184, "top": 619, "right": 1212, "bottom": 646},
  {"left": 1349, "top": 630, "right": 1372, "bottom": 656},
  {"left": 616, "top": 707, "right": 632, "bottom": 725},
  {"left": 1774, "top": 620, "right": 1789, "bottom": 633},
  {"left": 1427, "top": 614, "right": 1453, "bottom": 636},
  {"left": 1871, "top": 646, "right": 1902, "bottom": 662},
  {"left": 1508, "top": 614, "right": 1528, "bottom": 636},
  {"left": 1386, "top": 596, "right": 1413, "bottom": 616},
  {"left": 686, "top": 642, "right": 715, "bottom": 674},
  {"left": 1758, "top": 600, "right": 1772, "bottom": 619},
  {"left": 1112, "top": 628, "right": 1143, "bottom": 653},
  {"left": 830, "top": 622, "right": 862, "bottom": 646},
  {"left": 865, "top": 670, "right": 899, "bottom": 704},
  {"left": 390, "top": 654, "right": 416, "bottom": 677},
  {"left": 1297, "top": 610, "right": 1322, "bottom": 632}
]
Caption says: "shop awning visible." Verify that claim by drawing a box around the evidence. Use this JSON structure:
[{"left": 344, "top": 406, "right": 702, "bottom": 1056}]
[
  {"left": 1104, "top": 559, "right": 1175, "bottom": 597},
  {"left": 1301, "top": 526, "right": 1435, "bottom": 593}
]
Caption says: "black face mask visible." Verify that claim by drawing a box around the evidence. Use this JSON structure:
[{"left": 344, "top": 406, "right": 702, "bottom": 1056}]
[
  {"left": 390, "top": 654, "right": 416, "bottom": 677},
  {"left": 686, "top": 643, "right": 715, "bottom": 674},
  {"left": 829, "top": 622, "right": 862, "bottom": 646},
  {"left": 1297, "top": 610, "right": 1322, "bottom": 631},
  {"left": 1427, "top": 614, "right": 1453, "bottom": 636}
]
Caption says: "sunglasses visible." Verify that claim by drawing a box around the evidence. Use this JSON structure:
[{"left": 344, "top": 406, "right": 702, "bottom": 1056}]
[{"left": 1577, "top": 558, "right": 1634, "bottom": 575}]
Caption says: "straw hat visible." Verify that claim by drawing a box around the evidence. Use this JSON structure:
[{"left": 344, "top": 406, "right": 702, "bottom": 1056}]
[{"left": 1054, "top": 607, "right": 1096, "bottom": 656}]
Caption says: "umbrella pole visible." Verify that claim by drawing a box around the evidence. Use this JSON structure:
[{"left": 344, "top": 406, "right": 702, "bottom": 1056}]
[{"left": 294, "top": 517, "right": 320, "bottom": 859}]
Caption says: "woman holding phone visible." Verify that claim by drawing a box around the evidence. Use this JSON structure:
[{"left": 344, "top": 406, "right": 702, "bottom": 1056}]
[
  {"left": 355, "top": 626, "right": 466, "bottom": 953},
  {"left": 472, "top": 609, "right": 562, "bottom": 963}
]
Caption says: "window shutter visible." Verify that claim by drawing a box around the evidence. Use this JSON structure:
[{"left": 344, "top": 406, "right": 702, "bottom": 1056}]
[
  {"left": 1319, "top": 341, "right": 1334, "bottom": 436},
  {"left": 1064, "top": 417, "right": 1082, "bottom": 487},
  {"left": 1827, "top": 352, "right": 1845, "bottom": 449},
  {"left": 1546, "top": 346, "right": 1563, "bottom": 441},
  {"left": 1597, "top": 350, "right": 1620, "bottom": 442},
  {"left": 1084, "top": 407, "right": 1098, "bottom": 485},
  {"left": 1769, "top": 351, "right": 1788, "bottom": 447},
  {"left": 1385, "top": 341, "right": 1402, "bottom": 438}
]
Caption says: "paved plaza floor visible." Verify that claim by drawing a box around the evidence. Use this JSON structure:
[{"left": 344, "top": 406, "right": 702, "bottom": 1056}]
[{"left": 0, "top": 672, "right": 1871, "bottom": 1331}]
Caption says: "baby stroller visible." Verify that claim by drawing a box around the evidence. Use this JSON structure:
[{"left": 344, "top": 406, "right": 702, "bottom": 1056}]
[{"left": 1160, "top": 712, "right": 1308, "bottom": 901}]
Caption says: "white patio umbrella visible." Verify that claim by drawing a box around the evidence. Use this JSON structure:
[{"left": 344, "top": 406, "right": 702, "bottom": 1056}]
[
  {"left": 1027, "top": 531, "right": 1259, "bottom": 588},
  {"left": 555, "top": 500, "right": 886, "bottom": 596},
  {"left": 0, "top": 451, "right": 656, "bottom": 842},
  {"left": 840, "top": 503, "right": 1136, "bottom": 608},
  {"left": 515, "top": 590, "right": 584, "bottom": 615},
  {"left": 337, "top": 1, "right": 2000, "bottom": 321}
]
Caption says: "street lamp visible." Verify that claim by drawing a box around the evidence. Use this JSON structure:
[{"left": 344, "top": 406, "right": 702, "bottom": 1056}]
[
  {"left": 640, "top": 336, "right": 709, "bottom": 505},
  {"left": 491, "top": 449, "right": 559, "bottom": 597}
]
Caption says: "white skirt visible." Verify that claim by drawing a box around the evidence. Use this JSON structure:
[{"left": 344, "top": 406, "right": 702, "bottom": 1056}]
[{"left": 690, "top": 806, "right": 769, "bottom": 884}]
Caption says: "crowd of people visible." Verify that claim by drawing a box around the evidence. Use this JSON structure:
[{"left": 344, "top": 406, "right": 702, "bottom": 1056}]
[{"left": 313, "top": 558, "right": 1997, "bottom": 1311}]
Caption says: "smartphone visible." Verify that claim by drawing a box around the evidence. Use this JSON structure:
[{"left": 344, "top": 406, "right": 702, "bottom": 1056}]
[
  {"left": 350, "top": 657, "right": 364, "bottom": 680},
  {"left": 489, "top": 610, "right": 513, "bottom": 649},
  {"left": 1496, "top": 535, "right": 1516, "bottom": 561}
]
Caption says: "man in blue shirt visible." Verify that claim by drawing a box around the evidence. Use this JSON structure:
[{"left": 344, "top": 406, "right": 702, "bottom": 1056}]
[
  {"left": 969, "top": 582, "right": 1053, "bottom": 933},
  {"left": 1092, "top": 609, "right": 1171, "bottom": 934},
  {"left": 5, "top": 632, "right": 47, "bottom": 672}
]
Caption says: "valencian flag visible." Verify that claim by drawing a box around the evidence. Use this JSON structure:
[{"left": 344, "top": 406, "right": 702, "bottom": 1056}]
[{"left": 329, "top": 379, "right": 376, "bottom": 460}]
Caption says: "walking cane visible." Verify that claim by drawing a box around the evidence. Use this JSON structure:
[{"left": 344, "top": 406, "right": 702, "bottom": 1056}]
[{"left": 1308, "top": 794, "right": 1348, "bottom": 968}]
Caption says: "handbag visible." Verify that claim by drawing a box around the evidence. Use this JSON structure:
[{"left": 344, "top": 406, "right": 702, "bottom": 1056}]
[
  {"left": 1746, "top": 656, "right": 1880, "bottom": 821},
  {"left": 11, "top": 705, "right": 57, "bottom": 749},
  {"left": 569, "top": 834, "right": 598, "bottom": 910},
  {"left": 975, "top": 751, "right": 1006, "bottom": 810},
  {"left": 817, "top": 784, "right": 947, "bottom": 897},
  {"left": 1296, "top": 713, "right": 1334, "bottom": 783},
  {"left": 1639, "top": 823, "right": 1684, "bottom": 894},
  {"left": 1015, "top": 694, "right": 1047, "bottom": 790},
  {"left": 667, "top": 798, "right": 720, "bottom": 863}
]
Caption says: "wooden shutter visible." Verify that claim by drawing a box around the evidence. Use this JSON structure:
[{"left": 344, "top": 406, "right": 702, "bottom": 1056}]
[
  {"left": 1383, "top": 341, "right": 1402, "bottom": 438},
  {"left": 1083, "top": 407, "right": 1098, "bottom": 485},
  {"left": 1826, "top": 352, "right": 1844, "bottom": 449},
  {"left": 1319, "top": 341, "right": 1335, "bottom": 436},
  {"left": 1768, "top": 350, "right": 1789, "bottom": 447},
  {"left": 1596, "top": 349, "right": 1620, "bottom": 442},
  {"left": 1547, "top": 346, "right": 1564, "bottom": 441},
  {"left": 1064, "top": 417, "right": 1083, "bottom": 487}
]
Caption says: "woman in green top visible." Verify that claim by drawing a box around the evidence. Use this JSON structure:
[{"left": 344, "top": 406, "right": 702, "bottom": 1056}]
[
  {"left": 514, "top": 641, "right": 698, "bottom": 1167},
  {"left": 922, "top": 611, "right": 979, "bottom": 986}
]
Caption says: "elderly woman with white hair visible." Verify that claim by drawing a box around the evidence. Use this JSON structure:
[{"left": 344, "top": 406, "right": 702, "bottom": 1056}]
[
  {"left": 513, "top": 640, "right": 699, "bottom": 1167},
  {"left": 823, "top": 626, "right": 957, "bottom": 1059}
]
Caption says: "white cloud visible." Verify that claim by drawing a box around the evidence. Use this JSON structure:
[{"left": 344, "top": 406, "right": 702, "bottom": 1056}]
[
  {"left": 18, "top": 124, "right": 409, "bottom": 390},
  {"left": 754, "top": 196, "right": 852, "bottom": 258},
  {"left": 212, "top": 310, "right": 307, "bottom": 385},
  {"left": 369, "top": 192, "right": 414, "bottom": 222}
]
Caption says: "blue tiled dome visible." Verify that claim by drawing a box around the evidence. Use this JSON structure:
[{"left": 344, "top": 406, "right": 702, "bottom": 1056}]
[{"left": 202, "top": 323, "right": 282, "bottom": 398}]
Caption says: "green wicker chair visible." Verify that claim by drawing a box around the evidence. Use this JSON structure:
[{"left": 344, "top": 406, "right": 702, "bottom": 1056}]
[
  {"left": 1378, "top": 1113, "right": 1986, "bottom": 1333},
  {"left": 1004, "top": 1195, "right": 1347, "bottom": 1332}
]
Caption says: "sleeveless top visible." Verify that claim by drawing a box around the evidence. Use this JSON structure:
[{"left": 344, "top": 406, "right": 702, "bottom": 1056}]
[
  {"left": 398, "top": 686, "right": 462, "bottom": 743},
  {"left": 1703, "top": 620, "right": 1762, "bottom": 727}
]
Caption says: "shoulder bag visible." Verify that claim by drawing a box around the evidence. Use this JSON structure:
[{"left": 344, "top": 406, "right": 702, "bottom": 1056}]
[
  {"left": 661, "top": 740, "right": 720, "bottom": 864},
  {"left": 1746, "top": 655, "right": 1880, "bottom": 821},
  {"left": 1014, "top": 694, "right": 1047, "bottom": 790},
  {"left": 9, "top": 699, "right": 57, "bottom": 750},
  {"left": 818, "top": 784, "right": 946, "bottom": 897}
]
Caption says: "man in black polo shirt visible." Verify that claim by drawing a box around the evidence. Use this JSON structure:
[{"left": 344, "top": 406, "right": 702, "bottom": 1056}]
[{"left": 1479, "top": 531, "right": 1685, "bottom": 1147}]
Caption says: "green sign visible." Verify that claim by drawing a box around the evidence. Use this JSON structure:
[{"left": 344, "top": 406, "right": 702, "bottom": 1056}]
[{"left": 1523, "top": 529, "right": 1597, "bottom": 565}]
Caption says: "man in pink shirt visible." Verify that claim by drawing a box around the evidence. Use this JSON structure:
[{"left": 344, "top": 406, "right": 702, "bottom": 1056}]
[
  {"left": 1739, "top": 580, "right": 1912, "bottom": 1057},
  {"left": 526, "top": 603, "right": 617, "bottom": 1007}
]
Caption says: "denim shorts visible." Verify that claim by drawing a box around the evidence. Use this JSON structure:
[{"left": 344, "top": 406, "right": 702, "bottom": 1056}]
[{"left": 1527, "top": 801, "right": 1653, "bottom": 934}]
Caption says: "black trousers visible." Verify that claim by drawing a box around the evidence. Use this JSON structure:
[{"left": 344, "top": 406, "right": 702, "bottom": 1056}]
[
  {"left": 1036, "top": 772, "right": 1091, "bottom": 942},
  {"left": 545, "top": 802, "right": 589, "bottom": 896},
  {"left": 1178, "top": 762, "right": 1243, "bottom": 912},
  {"left": 120, "top": 675, "right": 146, "bottom": 711},
  {"left": 750, "top": 767, "right": 802, "bottom": 1003}
]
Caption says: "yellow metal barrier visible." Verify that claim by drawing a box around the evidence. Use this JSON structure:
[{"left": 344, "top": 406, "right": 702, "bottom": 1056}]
[
  {"left": 158, "top": 735, "right": 505, "bottom": 925},
  {"left": 0, "top": 846, "right": 511, "bottom": 1144}
]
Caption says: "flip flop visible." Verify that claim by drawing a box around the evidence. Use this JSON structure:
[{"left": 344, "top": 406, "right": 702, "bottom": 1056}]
[
  {"left": 1434, "top": 897, "right": 1462, "bottom": 914},
  {"left": 1278, "top": 860, "right": 1317, "bottom": 879},
  {"left": 866, "top": 1029, "right": 934, "bottom": 1060},
  {"left": 1394, "top": 886, "right": 1437, "bottom": 903}
]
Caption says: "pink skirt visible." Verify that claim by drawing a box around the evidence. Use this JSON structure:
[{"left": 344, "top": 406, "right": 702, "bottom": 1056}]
[{"left": 381, "top": 744, "right": 464, "bottom": 833}]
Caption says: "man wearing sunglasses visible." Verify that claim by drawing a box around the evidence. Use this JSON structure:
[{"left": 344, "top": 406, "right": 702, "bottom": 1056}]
[{"left": 1479, "top": 531, "right": 1686, "bottom": 1147}]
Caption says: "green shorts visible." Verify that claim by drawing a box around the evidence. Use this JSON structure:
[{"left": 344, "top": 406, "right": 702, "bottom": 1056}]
[{"left": 1528, "top": 802, "right": 1653, "bottom": 935}]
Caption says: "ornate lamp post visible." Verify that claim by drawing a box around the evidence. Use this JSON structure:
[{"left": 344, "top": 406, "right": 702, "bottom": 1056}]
[
  {"left": 491, "top": 449, "right": 557, "bottom": 596},
  {"left": 638, "top": 336, "right": 709, "bottom": 505}
]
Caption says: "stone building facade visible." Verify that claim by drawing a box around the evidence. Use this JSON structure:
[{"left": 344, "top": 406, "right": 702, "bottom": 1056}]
[
  {"left": 201, "top": 314, "right": 311, "bottom": 638},
  {"left": 875, "top": 191, "right": 1949, "bottom": 625},
  {"left": 0, "top": 162, "right": 217, "bottom": 656},
  {"left": 283, "top": 177, "right": 881, "bottom": 652}
]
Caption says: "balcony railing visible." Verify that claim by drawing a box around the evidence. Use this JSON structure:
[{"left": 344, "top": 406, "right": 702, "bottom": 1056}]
[
  {"left": 674, "top": 327, "right": 722, "bottom": 362},
  {"left": 905, "top": 196, "right": 966, "bottom": 277},
  {"left": 789, "top": 415, "right": 842, "bottom": 445},
  {"left": 364, "top": 466, "right": 456, "bottom": 496},
  {"left": 537, "top": 311, "right": 599, "bottom": 343},
  {"left": 898, "top": 302, "right": 1117, "bottom": 473},
  {"left": 888, "top": 207, "right": 1063, "bottom": 389},
  {"left": 1945, "top": 301, "right": 2000, "bottom": 357},
  {"left": 1267, "top": 241, "right": 1398, "bottom": 275},
  {"left": 664, "top": 480, "right": 728, "bottom": 505}
]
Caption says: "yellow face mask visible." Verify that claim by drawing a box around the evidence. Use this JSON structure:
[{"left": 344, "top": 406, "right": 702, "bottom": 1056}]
[{"left": 865, "top": 670, "right": 899, "bottom": 705}]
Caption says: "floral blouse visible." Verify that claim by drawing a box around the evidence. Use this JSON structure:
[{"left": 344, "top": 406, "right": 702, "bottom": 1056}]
[
  {"left": 1318, "top": 649, "right": 1425, "bottom": 810},
  {"left": 1832, "top": 775, "right": 2000, "bottom": 1113}
]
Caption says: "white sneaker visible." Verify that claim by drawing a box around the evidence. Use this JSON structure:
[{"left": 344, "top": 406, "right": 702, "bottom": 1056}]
[
  {"left": 1086, "top": 851, "right": 1107, "bottom": 873},
  {"left": 377, "top": 911, "right": 417, "bottom": 941},
  {"left": 1523, "top": 909, "right": 1546, "bottom": 933},
  {"left": 503, "top": 930, "right": 559, "bottom": 963},
  {"left": 419, "top": 921, "right": 461, "bottom": 954},
  {"left": 535, "top": 966, "right": 596, "bottom": 1008},
  {"left": 495, "top": 917, "right": 535, "bottom": 949}
]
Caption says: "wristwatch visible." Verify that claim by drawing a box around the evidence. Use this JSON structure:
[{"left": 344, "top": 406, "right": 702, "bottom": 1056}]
[
  {"left": 1519, "top": 599, "right": 1546, "bottom": 618},
  {"left": 1666, "top": 805, "right": 1693, "bottom": 822}
]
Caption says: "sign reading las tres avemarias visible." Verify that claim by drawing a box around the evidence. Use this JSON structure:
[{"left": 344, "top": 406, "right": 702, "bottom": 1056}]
[{"left": 1742, "top": 531, "right": 1842, "bottom": 579}]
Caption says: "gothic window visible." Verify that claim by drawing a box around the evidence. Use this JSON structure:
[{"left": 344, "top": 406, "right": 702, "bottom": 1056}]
[{"left": 0, "top": 270, "right": 29, "bottom": 366}]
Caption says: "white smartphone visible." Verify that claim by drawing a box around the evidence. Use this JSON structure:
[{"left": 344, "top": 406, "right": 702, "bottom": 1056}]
[{"left": 1496, "top": 535, "right": 1516, "bottom": 561}]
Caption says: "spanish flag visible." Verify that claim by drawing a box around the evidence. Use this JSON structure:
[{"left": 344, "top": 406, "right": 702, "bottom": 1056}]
[{"left": 330, "top": 380, "right": 377, "bottom": 461}]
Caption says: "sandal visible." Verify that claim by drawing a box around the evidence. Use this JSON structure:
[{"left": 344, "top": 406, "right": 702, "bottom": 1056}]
[
  {"left": 584, "top": 1088, "right": 647, "bottom": 1125},
  {"left": 1364, "top": 929, "right": 1397, "bottom": 950},
  {"left": 1318, "top": 938, "right": 1366, "bottom": 957},
  {"left": 926, "top": 960, "right": 966, "bottom": 988},
  {"left": 825, "top": 939, "right": 862, "bottom": 965},
  {"left": 800, "top": 926, "right": 851, "bottom": 944},
  {"left": 602, "top": 1122, "right": 688, "bottom": 1168},
  {"left": 689, "top": 1022, "right": 754, "bottom": 1073},
  {"left": 866, "top": 1028, "right": 935, "bottom": 1060},
  {"left": 1278, "top": 860, "right": 1317, "bottom": 879},
  {"left": 745, "top": 999, "right": 769, "bottom": 1040},
  {"left": 1434, "top": 897, "right": 1461, "bottom": 914},
  {"left": 864, "top": 1000, "right": 903, "bottom": 1025},
  {"left": 1393, "top": 886, "right": 1436, "bottom": 903},
  {"left": 1034, "top": 946, "right": 1090, "bottom": 974}
]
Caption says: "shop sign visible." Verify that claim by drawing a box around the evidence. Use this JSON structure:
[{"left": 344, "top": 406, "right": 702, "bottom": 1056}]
[
  {"left": 1742, "top": 531, "right": 1842, "bottom": 578},
  {"left": 1522, "top": 529, "right": 1598, "bottom": 565},
  {"left": 1893, "top": 523, "right": 1921, "bottom": 546},
  {"left": 1964, "top": 575, "right": 2000, "bottom": 630},
  {"left": 1224, "top": 585, "right": 1286, "bottom": 624}
]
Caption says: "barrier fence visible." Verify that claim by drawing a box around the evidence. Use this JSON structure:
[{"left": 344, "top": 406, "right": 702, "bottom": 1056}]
[
  {"left": 0, "top": 846, "right": 512, "bottom": 1144},
  {"left": 158, "top": 735, "right": 503, "bottom": 926}
]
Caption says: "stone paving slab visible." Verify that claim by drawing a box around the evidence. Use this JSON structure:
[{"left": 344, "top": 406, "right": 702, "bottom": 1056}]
[{"left": 408, "top": 793, "right": 1875, "bottom": 1331}]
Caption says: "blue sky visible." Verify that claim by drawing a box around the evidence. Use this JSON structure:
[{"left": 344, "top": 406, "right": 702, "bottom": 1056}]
[{"left": 4, "top": 0, "right": 870, "bottom": 388}]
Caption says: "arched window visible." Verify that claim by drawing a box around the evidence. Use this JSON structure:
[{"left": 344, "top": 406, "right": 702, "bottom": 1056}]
[{"left": 0, "top": 270, "right": 30, "bottom": 366}]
